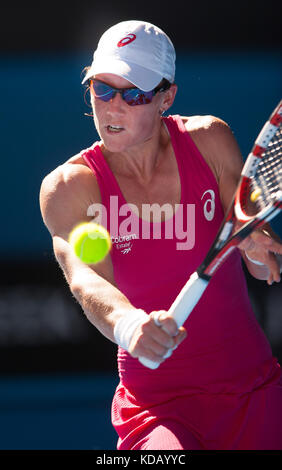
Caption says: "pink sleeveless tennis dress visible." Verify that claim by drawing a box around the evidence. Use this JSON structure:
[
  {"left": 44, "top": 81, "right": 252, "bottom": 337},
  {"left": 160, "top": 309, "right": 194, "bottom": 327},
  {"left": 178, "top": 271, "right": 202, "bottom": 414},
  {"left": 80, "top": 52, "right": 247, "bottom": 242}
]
[{"left": 82, "top": 115, "right": 282, "bottom": 450}]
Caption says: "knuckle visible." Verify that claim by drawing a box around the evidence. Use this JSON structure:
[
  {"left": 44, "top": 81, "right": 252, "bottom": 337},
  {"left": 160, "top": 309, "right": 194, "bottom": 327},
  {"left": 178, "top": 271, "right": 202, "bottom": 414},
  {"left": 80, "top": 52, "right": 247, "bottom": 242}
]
[
  {"left": 159, "top": 330, "right": 174, "bottom": 348},
  {"left": 161, "top": 318, "right": 178, "bottom": 335},
  {"left": 158, "top": 345, "right": 168, "bottom": 356},
  {"left": 145, "top": 349, "right": 164, "bottom": 363}
]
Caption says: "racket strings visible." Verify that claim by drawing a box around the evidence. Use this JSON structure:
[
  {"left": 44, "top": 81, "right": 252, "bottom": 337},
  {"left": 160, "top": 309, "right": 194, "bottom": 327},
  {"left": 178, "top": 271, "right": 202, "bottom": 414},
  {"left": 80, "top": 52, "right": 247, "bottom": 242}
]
[{"left": 252, "top": 125, "right": 282, "bottom": 209}]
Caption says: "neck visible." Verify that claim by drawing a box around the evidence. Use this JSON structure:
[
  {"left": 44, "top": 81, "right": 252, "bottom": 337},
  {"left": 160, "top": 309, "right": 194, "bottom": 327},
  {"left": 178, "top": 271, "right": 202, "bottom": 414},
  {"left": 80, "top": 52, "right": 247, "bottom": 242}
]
[{"left": 101, "top": 119, "right": 169, "bottom": 184}]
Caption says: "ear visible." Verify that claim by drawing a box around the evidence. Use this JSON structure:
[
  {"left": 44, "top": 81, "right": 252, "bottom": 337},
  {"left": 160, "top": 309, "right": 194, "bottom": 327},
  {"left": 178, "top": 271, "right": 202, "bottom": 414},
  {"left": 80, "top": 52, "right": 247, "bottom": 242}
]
[{"left": 160, "top": 84, "right": 178, "bottom": 113}]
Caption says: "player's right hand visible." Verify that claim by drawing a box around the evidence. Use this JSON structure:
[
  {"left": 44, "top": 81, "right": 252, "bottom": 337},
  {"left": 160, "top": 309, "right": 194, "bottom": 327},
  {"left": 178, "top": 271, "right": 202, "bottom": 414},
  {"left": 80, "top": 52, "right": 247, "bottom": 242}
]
[{"left": 128, "top": 310, "right": 187, "bottom": 364}]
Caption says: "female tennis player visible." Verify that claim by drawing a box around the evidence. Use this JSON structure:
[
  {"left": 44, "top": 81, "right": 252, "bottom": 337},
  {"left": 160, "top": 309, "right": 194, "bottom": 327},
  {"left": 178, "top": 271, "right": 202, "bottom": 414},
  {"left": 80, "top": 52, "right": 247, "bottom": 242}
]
[{"left": 40, "top": 21, "right": 282, "bottom": 450}]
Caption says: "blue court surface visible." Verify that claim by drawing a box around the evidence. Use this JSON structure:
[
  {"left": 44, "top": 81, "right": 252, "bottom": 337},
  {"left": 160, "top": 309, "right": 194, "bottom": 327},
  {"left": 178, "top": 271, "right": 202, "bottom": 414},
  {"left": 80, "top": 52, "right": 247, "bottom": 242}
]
[{"left": 0, "top": 373, "right": 119, "bottom": 450}]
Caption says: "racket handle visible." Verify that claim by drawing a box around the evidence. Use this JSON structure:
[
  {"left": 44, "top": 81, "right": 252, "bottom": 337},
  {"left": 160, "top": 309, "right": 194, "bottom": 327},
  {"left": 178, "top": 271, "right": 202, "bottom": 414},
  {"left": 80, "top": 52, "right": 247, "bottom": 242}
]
[
  {"left": 139, "top": 273, "right": 209, "bottom": 369},
  {"left": 167, "top": 272, "right": 209, "bottom": 326}
]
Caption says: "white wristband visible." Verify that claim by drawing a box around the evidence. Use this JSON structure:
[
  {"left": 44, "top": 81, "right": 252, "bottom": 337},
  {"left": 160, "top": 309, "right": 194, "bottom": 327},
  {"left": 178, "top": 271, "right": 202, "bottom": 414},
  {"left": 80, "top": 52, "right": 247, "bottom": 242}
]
[
  {"left": 113, "top": 309, "right": 148, "bottom": 352},
  {"left": 245, "top": 252, "right": 265, "bottom": 266}
]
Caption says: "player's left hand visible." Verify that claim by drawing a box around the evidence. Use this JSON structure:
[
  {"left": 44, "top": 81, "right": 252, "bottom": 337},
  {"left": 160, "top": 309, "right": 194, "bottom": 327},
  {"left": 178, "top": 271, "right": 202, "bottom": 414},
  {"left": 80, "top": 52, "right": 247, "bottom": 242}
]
[{"left": 239, "top": 226, "right": 282, "bottom": 285}]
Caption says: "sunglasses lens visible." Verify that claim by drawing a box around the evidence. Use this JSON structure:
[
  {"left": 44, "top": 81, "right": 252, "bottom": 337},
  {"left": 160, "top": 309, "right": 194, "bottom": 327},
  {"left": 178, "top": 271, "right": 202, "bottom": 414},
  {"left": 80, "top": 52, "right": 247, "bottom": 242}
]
[
  {"left": 92, "top": 81, "right": 114, "bottom": 102},
  {"left": 90, "top": 80, "right": 155, "bottom": 106},
  {"left": 123, "top": 88, "right": 153, "bottom": 106}
]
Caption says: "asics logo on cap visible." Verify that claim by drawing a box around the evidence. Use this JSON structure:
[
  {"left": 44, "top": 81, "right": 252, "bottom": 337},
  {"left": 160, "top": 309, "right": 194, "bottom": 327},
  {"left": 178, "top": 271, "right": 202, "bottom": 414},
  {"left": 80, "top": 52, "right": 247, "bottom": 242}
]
[{"left": 117, "top": 34, "right": 136, "bottom": 47}]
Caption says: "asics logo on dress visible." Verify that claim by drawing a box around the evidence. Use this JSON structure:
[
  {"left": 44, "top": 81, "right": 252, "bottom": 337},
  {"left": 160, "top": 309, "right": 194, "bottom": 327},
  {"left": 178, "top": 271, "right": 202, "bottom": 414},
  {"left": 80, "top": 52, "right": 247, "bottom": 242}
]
[{"left": 201, "top": 189, "right": 215, "bottom": 221}]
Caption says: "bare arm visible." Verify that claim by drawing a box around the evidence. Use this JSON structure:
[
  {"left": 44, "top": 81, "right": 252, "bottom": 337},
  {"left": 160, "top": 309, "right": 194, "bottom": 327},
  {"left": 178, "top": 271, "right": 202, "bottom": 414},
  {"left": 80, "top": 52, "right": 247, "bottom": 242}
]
[
  {"left": 53, "top": 234, "right": 134, "bottom": 342},
  {"left": 40, "top": 161, "right": 136, "bottom": 341},
  {"left": 39, "top": 159, "right": 186, "bottom": 363}
]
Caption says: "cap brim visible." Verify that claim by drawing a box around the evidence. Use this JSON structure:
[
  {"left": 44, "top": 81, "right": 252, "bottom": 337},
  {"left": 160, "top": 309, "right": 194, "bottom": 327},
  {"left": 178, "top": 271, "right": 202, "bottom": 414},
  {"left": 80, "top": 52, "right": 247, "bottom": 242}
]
[{"left": 82, "top": 57, "right": 163, "bottom": 91}]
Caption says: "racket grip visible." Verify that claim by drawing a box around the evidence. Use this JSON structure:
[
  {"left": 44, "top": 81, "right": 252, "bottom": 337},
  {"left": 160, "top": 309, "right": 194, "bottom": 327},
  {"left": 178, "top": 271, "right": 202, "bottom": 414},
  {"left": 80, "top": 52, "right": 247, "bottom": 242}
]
[
  {"left": 167, "top": 272, "right": 209, "bottom": 327},
  {"left": 139, "top": 273, "right": 209, "bottom": 369}
]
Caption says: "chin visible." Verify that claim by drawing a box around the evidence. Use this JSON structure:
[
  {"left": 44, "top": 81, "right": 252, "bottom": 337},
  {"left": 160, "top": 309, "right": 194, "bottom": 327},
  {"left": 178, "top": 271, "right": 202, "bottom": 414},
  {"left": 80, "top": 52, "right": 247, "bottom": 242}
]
[
  {"left": 101, "top": 137, "right": 128, "bottom": 154},
  {"left": 100, "top": 130, "right": 135, "bottom": 153}
]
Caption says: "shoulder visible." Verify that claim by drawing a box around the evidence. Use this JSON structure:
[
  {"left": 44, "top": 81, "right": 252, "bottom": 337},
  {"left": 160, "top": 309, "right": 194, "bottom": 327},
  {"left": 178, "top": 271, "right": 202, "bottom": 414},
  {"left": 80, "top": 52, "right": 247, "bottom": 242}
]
[
  {"left": 40, "top": 153, "right": 96, "bottom": 198},
  {"left": 180, "top": 114, "right": 243, "bottom": 183},
  {"left": 40, "top": 153, "right": 98, "bottom": 208},
  {"left": 40, "top": 153, "right": 101, "bottom": 238},
  {"left": 182, "top": 114, "right": 233, "bottom": 143},
  {"left": 179, "top": 115, "right": 244, "bottom": 212}
]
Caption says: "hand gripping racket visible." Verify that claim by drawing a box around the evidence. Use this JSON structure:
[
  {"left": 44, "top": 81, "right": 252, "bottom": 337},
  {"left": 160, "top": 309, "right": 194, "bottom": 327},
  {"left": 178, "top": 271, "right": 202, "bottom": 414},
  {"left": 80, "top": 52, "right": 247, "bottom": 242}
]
[{"left": 140, "top": 100, "right": 282, "bottom": 369}]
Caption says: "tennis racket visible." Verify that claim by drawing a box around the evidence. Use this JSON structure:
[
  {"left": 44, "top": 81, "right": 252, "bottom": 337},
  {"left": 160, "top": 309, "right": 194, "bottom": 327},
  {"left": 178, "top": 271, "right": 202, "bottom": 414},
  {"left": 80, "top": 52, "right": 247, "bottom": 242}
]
[{"left": 140, "top": 100, "right": 282, "bottom": 369}]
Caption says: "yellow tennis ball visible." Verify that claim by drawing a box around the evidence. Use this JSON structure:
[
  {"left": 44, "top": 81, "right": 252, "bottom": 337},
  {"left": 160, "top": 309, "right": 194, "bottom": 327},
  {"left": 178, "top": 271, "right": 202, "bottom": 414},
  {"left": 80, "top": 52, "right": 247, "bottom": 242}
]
[
  {"left": 69, "top": 222, "right": 111, "bottom": 264},
  {"left": 250, "top": 188, "right": 262, "bottom": 202}
]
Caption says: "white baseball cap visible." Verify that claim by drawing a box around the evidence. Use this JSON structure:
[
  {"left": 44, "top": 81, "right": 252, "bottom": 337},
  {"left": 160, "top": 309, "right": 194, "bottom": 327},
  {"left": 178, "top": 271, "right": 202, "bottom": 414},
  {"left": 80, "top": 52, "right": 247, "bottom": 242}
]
[{"left": 82, "top": 20, "right": 176, "bottom": 91}]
